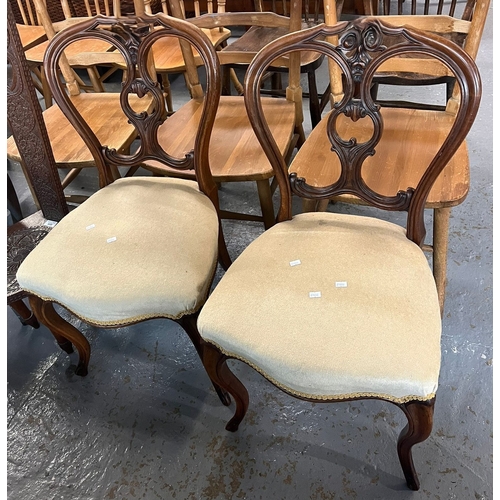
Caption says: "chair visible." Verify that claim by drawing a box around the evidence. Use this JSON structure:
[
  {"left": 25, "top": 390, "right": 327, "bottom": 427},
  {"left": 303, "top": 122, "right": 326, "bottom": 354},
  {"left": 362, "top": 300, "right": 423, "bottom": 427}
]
[
  {"left": 15, "top": 13, "right": 233, "bottom": 412},
  {"left": 215, "top": 0, "right": 344, "bottom": 128},
  {"left": 139, "top": 0, "right": 304, "bottom": 229},
  {"left": 367, "top": 0, "right": 490, "bottom": 110},
  {"left": 6, "top": 0, "right": 154, "bottom": 206},
  {"left": 7, "top": 0, "right": 69, "bottom": 328},
  {"left": 10, "top": 0, "right": 65, "bottom": 50},
  {"left": 305, "top": 0, "right": 490, "bottom": 313},
  {"left": 197, "top": 18, "right": 481, "bottom": 490},
  {"left": 139, "top": 0, "right": 234, "bottom": 114},
  {"left": 22, "top": 0, "right": 136, "bottom": 108}
]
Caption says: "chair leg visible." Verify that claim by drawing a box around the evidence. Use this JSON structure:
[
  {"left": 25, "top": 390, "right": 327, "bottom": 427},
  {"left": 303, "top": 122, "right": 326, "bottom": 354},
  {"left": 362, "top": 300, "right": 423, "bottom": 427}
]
[
  {"left": 256, "top": 179, "right": 276, "bottom": 229},
  {"left": 29, "top": 295, "right": 90, "bottom": 376},
  {"left": 397, "top": 398, "right": 435, "bottom": 491},
  {"left": 433, "top": 207, "right": 450, "bottom": 316},
  {"left": 175, "top": 313, "right": 231, "bottom": 407},
  {"left": 9, "top": 299, "right": 40, "bottom": 328},
  {"left": 307, "top": 69, "right": 321, "bottom": 128},
  {"left": 202, "top": 342, "right": 249, "bottom": 432}
]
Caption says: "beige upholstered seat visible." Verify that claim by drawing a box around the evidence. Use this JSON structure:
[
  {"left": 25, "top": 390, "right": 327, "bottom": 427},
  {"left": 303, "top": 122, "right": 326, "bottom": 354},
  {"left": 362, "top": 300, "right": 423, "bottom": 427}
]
[
  {"left": 17, "top": 177, "right": 219, "bottom": 325},
  {"left": 198, "top": 212, "right": 441, "bottom": 402},
  {"left": 197, "top": 18, "right": 481, "bottom": 491}
]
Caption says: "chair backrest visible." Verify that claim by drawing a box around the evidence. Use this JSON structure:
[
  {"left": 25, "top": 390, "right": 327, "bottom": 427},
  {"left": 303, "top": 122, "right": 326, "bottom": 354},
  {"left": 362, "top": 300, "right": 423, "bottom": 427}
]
[
  {"left": 144, "top": 0, "right": 222, "bottom": 16},
  {"left": 12, "top": 0, "right": 66, "bottom": 25},
  {"left": 60, "top": 0, "right": 129, "bottom": 17},
  {"left": 369, "top": 0, "right": 490, "bottom": 84},
  {"left": 243, "top": 18, "right": 481, "bottom": 246},
  {"left": 42, "top": 13, "right": 223, "bottom": 204},
  {"left": 7, "top": 0, "right": 68, "bottom": 221}
]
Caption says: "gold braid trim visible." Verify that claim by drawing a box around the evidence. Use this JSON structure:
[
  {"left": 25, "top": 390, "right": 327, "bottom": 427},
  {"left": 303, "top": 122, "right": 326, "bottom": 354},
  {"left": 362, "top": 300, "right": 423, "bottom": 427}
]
[
  {"left": 21, "top": 258, "right": 218, "bottom": 328},
  {"left": 206, "top": 340, "right": 436, "bottom": 405}
]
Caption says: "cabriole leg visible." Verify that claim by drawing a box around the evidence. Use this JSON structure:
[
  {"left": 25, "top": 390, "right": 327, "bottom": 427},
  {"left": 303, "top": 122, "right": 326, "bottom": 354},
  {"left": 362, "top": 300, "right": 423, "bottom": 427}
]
[
  {"left": 29, "top": 295, "right": 90, "bottom": 376},
  {"left": 397, "top": 398, "right": 435, "bottom": 491},
  {"left": 176, "top": 314, "right": 231, "bottom": 407},
  {"left": 202, "top": 342, "right": 249, "bottom": 432}
]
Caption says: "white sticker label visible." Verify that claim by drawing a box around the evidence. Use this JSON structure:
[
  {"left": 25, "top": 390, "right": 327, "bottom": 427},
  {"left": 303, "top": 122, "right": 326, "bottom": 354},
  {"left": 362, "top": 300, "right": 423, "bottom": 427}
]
[
  {"left": 289, "top": 259, "right": 301, "bottom": 267},
  {"left": 309, "top": 291, "right": 321, "bottom": 298},
  {"left": 106, "top": 236, "right": 117, "bottom": 243},
  {"left": 44, "top": 220, "right": 57, "bottom": 227},
  {"left": 335, "top": 281, "right": 348, "bottom": 288},
  {"left": 86, "top": 224, "right": 95, "bottom": 230}
]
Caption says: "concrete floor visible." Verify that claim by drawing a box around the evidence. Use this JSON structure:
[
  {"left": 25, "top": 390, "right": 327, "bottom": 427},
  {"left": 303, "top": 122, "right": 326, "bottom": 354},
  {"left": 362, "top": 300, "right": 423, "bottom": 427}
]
[{"left": 7, "top": 6, "right": 493, "bottom": 499}]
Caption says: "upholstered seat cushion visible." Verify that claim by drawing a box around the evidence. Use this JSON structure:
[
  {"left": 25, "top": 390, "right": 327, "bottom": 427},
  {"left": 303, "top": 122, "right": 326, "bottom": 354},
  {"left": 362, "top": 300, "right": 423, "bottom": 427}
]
[
  {"left": 198, "top": 212, "right": 442, "bottom": 403},
  {"left": 17, "top": 177, "right": 219, "bottom": 325}
]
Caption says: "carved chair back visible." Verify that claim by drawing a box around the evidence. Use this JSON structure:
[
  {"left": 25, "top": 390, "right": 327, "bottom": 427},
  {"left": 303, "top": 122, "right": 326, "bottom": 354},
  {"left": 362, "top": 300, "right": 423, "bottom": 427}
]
[
  {"left": 361, "top": 0, "right": 490, "bottom": 110},
  {"left": 244, "top": 18, "right": 481, "bottom": 246},
  {"left": 43, "top": 13, "right": 223, "bottom": 204}
]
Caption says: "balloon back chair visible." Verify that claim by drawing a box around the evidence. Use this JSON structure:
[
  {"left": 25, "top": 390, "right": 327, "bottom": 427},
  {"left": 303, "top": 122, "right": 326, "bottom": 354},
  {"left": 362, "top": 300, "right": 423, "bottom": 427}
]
[
  {"left": 16, "top": 13, "right": 232, "bottom": 407},
  {"left": 197, "top": 18, "right": 481, "bottom": 490}
]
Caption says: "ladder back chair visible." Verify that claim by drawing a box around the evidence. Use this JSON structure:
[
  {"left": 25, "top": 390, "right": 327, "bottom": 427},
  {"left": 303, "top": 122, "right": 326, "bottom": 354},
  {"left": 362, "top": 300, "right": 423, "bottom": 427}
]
[
  {"left": 7, "top": 0, "right": 69, "bottom": 328},
  {"left": 138, "top": 0, "right": 304, "bottom": 229},
  {"left": 15, "top": 13, "right": 232, "bottom": 408},
  {"left": 197, "top": 18, "right": 481, "bottom": 490},
  {"left": 7, "top": 0, "right": 154, "bottom": 206},
  {"left": 306, "top": 0, "right": 490, "bottom": 312}
]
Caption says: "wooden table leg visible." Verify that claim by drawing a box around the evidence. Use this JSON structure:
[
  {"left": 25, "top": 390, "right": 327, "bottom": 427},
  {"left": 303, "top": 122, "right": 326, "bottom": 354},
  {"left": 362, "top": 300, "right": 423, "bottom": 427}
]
[{"left": 433, "top": 206, "right": 451, "bottom": 316}]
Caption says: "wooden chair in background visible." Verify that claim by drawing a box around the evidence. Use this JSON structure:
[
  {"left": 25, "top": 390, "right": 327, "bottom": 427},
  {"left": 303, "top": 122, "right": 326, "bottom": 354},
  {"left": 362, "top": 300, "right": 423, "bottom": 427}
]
[
  {"left": 7, "top": 0, "right": 154, "bottom": 206},
  {"left": 140, "top": 0, "right": 234, "bottom": 114},
  {"left": 197, "top": 18, "right": 481, "bottom": 490},
  {"left": 366, "top": 0, "right": 489, "bottom": 110},
  {"left": 20, "top": 0, "right": 138, "bottom": 108},
  {"left": 15, "top": 13, "right": 232, "bottom": 412},
  {"left": 138, "top": 0, "right": 304, "bottom": 229},
  {"left": 308, "top": 0, "right": 490, "bottom": 312},
  {"left": 10, "top": 0, "right": 66, "bottom": 50},
  {"left": 218, "top": 0, "right": 344, "bottom": 128},
  {"left": 7, "top": 0, "right": 69, "bottom": 328}
]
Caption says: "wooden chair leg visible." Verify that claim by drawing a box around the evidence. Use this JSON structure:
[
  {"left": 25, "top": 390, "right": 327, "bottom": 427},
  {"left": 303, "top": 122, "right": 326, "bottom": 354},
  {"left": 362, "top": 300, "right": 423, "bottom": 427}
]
[
  {"left": 229, "top": 68, "right": 244, "bottom": 96},
  {"left": 160, "top": 73, "right": 174, "bottom": 113},
  {"left": 397, "top": 398, "right": 435, "bottom": 491},
  {"left": 256, "top": 179, "right": 276, "bottom": 229},
  {"left": 433, "top": 207, "right": 451, "bottom": 316},
  {"left": 29, "top": 295, "right": 90, "bottom": 376},
  {"left": 307, "top": 69, "right": 321, "bottom": 128},
  {"left": 86, "top": 66, "right": 105, "bottom": 92},
  {"left": 176, "top": 313, "right": 231, "bottom": 407},
  {"left": 202, "top": 342, "right": 249, "bottom": 432},
  {"left": 9, "top": 299, "right": 40, "bottom": 328}
]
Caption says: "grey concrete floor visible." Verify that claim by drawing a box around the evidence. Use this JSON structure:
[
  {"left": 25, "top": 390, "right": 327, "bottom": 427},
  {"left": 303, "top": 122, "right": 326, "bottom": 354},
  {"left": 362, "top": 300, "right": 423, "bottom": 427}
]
[{"left": 7, "top": 6, "right": 493, "bottom": 499}]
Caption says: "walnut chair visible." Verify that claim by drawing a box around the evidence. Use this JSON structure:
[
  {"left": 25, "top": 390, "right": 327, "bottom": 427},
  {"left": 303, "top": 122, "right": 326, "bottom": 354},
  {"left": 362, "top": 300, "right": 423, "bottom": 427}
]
[
  {"left": 303, "top": 0, "right": 490, "bottom": 313},
  {"left": 6, "top": 0, "right": 154, "bottom": 206},
  {"left": 15, "top": 13, "right": 231, "bottom": 411},
  {"left": 197, "top": 18, "right": 481, "bottom": 490},
  {"left": 139, "top": 0, "right": 304, "bottom": 229},
  {"left": 7, "top": 0, "right": 69, "bottom": 328}
]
